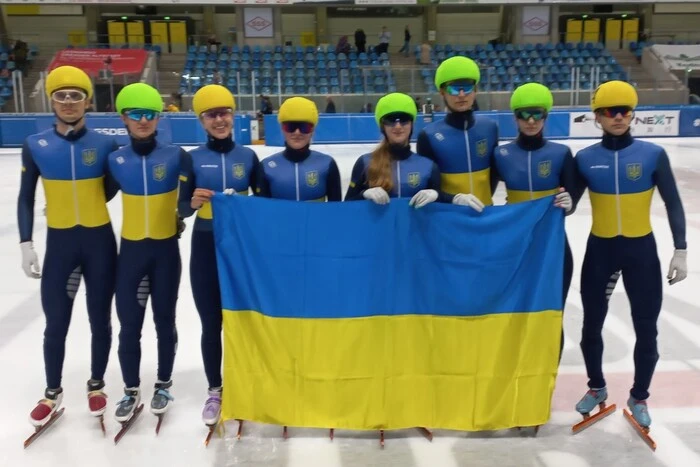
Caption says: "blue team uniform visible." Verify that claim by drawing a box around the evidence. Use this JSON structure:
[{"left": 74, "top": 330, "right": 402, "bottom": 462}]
[
  {"left": 344, "top": 144, "right": 453, "bottom": 203},
  {"left": 108, "top": 138, "right": 186, "bottom": 389},
  {"left": 574, "top": 131, "right": 686, "bottom": 401},
  {"left": 178, "top": 136, "right": 260, "bottom": 390},
  {"left": 17, "top": 126, "right": 118, "bottom": 391},
  {"left": 256, "top": 146, "right": 342, "bottom": 201},
  {"left": 417, "top": 111, "right": 499, "bottom": 205},
  {"left": 492, "top": 135, "right": 577, "bottom": 307}
]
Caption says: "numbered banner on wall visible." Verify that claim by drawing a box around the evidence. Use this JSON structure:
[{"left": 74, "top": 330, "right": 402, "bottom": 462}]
[
  {"left": 522, "top": 6, "right": 550, "bottom": 36},
  {"left": 243, "top": 8, "right": 274, "bottom": 38},
  {"left": 569, "top": 110, "right": 680, "bottom": 138}
]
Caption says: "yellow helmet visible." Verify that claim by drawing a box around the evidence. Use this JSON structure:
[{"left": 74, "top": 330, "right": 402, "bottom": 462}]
[
  {"left": 192, "top": 84, "right": 236, "bottom": 116},
  {"left": 278, "top": 97, "right": 319, "bottom": 126},
  {"left": 591, "top": 80, "right": 638, "bottom": 111},
  {"left": 45, "top": 65, "right": 93, "bottom": 100}
]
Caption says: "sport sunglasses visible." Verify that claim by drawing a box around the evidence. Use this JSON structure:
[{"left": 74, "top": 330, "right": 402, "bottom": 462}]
[
  {"left": 124, "top": 109, "right": 160, "bottom": 121},
  {"left": 598, "top": 106, "right": 633, "bottom": 118},
  {"left": 515, "top": 109, "right": 547, "bottom": 121},
  {"left": 282, "top": 121, "right": 314, "bottom": 134}
]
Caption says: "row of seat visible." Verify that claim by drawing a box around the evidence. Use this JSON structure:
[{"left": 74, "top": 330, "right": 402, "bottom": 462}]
[
  {"left": 415, "top": 42, "right": 627, "bottom": 93},
  {"left": 187, "top": 51, "right": 386, "bottom": 64},
  {"left": 426, "top": 41, "right": 606, "bottom": 54},
  {"left": 180, "top": 69, "right": 397, "bottom": 96},
  {"left": 0, "top": 44, "right": 39, "bottom": 55},
  {"left": 180, "top": 41, "right": 629, "bottom": 96},
  {"left": 180, "top": 43, "right": 393, "bottom": 95},
  {"left": 0, "top": 44, "right": 38, "bottom": 110},
  {"left": 189, "top": 44, "right": 358, "bottom": 55},
  {"left": 185, "top": 56, "right": 389, "bottom": 73}
]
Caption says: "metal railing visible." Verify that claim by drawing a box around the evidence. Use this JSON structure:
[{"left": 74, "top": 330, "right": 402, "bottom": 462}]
[
  {"left": 278, "top": 32, "right": 506, "bottom": 51},
  {"left": 0, "top": 68, "right": 148, "bottom": 114},
  {"left": 0, "top": 33, "right": 42, "bottom": 47},
  {"left": 0, "top": 46, "right": 689, "bottom": 114},
  {"left": 65, "top": 33, "right": 169, "bottom": 50}
]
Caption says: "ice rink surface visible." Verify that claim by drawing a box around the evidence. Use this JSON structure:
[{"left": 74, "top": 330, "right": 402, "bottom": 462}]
[{"left": 1, "top": 137, "right": 699, "bottom": 467}]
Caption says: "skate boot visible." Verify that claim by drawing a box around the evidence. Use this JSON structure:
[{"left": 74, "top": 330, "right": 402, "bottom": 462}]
[
  {"left": 87, "top": 379, "right": 108, "bottom": 417},
  {"left": 575, "top": 387, "right": 608, "bottom": 414},
  {"left": 623, "top": 396, "right": 656, "bottom": 450},
  {"left": 151, "top": 380, "right": 174, "bottom": 415},
  {"left": 571, "top": 387, "right": 616, "bottom": 434},
  {"left": 115, "top": 388, "right": 141, "bottom": 423},
  {"left": 29, "top": 388, "right": 63, "bottom": 427},
  {"left": 202, "top": 387, "right": 222, "bottom": 426},
  {"left": 627, "top": 397, "right": 651, "bottom": 428}
]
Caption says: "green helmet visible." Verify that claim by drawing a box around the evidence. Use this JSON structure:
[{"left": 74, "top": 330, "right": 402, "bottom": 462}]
[
  {"left": 374, "top": 92, "right": 417, "bottom": 127},
  {"left": 434, "top": 56, "right": 481, "bottom": 89},
  {"left": 510, "top": 82, "right": 553, "bottom": 112},
  {"left": 116, "top": 83, "right": 163, "bottom": 113}
]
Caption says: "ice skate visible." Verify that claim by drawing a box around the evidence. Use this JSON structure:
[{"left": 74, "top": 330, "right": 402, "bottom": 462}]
[
  {"left": 151, "top": 380, "right": 174, "bottom": 435},
  {"left": 623, "top": 397, "right": 656, "bottom": 451},
  {"left": 29, "top": 388, "right": 63, "bottom": 427},
  {"left": 626, "top": 397, "right": 651, "bottom": 427},
  {"left": 151, "top": 380, "right": 174, "bottom": 415},
  {"left": 203, "top": 388, "right": 224, "bottom": 447},
  {"left": 87, "top": 379, "right": 108, "bottom": 434},
  {"left": 202, "top": 388, "right": 222, "bottom": 426},
  {"left": 24, "top": 388, "right": 65, "bottom": 448},
  {"left": 113, "top": 388, "right": 144, "bottom": 445},
  {"left": 571, "top": 387, "right": 616, "bottom": 434},
  {"left": 87, "top": 379, "right": 108, "bottom": 417},
  {"left": 115, "top": 388, "right": 141, "bottom": 423}
]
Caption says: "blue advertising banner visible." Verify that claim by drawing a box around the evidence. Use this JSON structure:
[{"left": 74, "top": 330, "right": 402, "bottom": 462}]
[
  {"left": 1, "top": 107, "right": 697, "bottom": 149},
  {"left": 679, "top": 105, "right": 700, "bottom": 137},
  {"left": 263, "top": 111, "right": 573, "bottom": 147}
]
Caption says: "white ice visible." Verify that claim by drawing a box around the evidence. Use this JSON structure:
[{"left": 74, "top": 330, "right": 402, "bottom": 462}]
[{"left": 1, "top": 138, "right": 699, "bottom": 467}]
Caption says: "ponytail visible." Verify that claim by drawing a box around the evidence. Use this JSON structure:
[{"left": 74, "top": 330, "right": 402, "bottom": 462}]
[{"left": 368, "top": 138, "right": 393, "bottom": 192}]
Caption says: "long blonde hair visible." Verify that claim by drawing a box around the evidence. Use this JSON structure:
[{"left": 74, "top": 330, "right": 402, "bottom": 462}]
[{"left": 368, "top": 138, "right": 394, "bottom": 192}]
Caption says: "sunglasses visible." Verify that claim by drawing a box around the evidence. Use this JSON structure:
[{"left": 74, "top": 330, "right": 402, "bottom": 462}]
[
  {"left": 282, "top": 121, "right": 314, "bottom": 134},
  {"left": 201, "top": 108, "right": 233, "bottom": 120},
  {"left": 51, "top": 89, "right": 87, "bottom": 103},
  {"left": 515, "top": 109, "right": 547, "bottom": 121},
  {"left": 599, "top": 106, "right": 633, "bottom": 118},
  {"left": 381, "top": 113, "right": 413, "bottom": 127},
  {"left": 444, "top": 82, "right": 475, "bottom": 96},
  {"left": 124, "top": 109, "right": 160, "bottom": 121}
]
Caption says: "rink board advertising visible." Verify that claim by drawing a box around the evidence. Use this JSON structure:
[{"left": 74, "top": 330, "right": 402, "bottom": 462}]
[{"left": 1, "top": 106, "right": 700, "bottom": 148}]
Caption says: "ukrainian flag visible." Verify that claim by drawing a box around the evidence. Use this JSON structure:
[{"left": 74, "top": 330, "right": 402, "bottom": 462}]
[{"left": 212, "top": 194, "right": 564, "bottom": 431}]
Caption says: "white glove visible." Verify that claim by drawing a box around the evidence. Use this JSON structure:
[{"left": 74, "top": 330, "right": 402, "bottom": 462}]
[
  {"left": 409, "top": 189, "right": 438, "bottom": 208},
  {"left": 223, "top": 188, "right": 237, "bottom": 195},
  {"left": 554, "top": 190, "right": 573, "bottom": 213},
  {"left": 667, "top": 249, "right": 687, "bottom": 285},
  {"left": 20, "top": 241, "right": 41, "bottom": 279},
  {"left": 363, "top": 187, "right": 390, "bottom": 205},
  {"left": 453, "top": 193, "right": 484, "bottom": 213}
]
